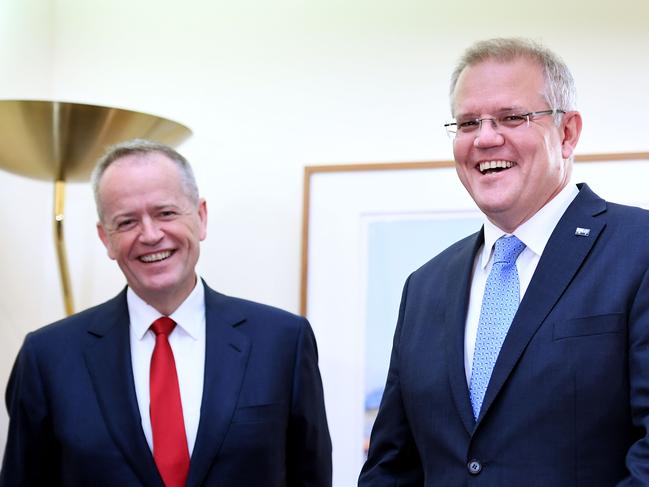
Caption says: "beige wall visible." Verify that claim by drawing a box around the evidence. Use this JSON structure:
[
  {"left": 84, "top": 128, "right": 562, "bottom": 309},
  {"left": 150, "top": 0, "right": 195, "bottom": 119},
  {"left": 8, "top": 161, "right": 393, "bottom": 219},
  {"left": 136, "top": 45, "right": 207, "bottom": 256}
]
[
  {"left": 0, "top": 0, "right": 57, "bottom": 465},
  {"left": 1, "top": 0, "right": 648, "bottom": 483}
]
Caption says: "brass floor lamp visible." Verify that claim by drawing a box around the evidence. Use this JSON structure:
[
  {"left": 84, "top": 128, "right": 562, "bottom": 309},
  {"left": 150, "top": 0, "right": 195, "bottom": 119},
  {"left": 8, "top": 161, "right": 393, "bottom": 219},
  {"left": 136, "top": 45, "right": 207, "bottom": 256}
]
[{"left": 0, "top": 100, "right": 192, "bottom": 315}]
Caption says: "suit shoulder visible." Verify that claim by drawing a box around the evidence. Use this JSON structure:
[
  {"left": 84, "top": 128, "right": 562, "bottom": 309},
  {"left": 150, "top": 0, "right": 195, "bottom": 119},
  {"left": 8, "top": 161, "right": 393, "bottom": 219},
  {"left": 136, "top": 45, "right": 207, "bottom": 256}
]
[
  {"left": 205, "top": 291, "right": 316, "bottom": 353},
  {"left": 229, "top": 295, "right": 304, "bottom": 323},
  {"left": 205, "top": 287, "right": 308, "bottom": 331},
  {"left": 410, "top": 231, "right": 480, "bottom": 277},
  {"left": 605, "top": 200, "right": 649, "bottom": 223},
  {"left": 23, "top": 293, "right": 125, "bottom": 347},
  {"left": 595, "top": 201, "right": 649, "bottom": 248}
]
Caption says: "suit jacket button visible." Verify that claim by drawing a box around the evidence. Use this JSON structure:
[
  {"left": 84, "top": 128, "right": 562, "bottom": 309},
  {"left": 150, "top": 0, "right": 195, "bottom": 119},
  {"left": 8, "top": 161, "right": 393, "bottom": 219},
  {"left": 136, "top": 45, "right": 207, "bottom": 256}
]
[{"left": 467, "top": 459, "right": 482, "bottom": 475}]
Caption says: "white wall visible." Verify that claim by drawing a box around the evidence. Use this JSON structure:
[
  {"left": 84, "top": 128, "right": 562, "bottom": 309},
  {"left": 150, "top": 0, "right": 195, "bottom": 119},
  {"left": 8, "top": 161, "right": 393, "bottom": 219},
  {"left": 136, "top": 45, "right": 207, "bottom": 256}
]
[
  {"left": 1, "top": 0, "right": 648, "bottom": 482},
  {"left": 0, "top": 0, "right": 57, "bottom": 462}
]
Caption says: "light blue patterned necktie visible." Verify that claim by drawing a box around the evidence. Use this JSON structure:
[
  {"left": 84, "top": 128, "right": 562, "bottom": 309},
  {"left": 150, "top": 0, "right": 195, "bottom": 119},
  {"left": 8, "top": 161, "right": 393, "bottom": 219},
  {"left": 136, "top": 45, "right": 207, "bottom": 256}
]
[{"left": 469, "top": 235, "right": 526, "bottom": 420}]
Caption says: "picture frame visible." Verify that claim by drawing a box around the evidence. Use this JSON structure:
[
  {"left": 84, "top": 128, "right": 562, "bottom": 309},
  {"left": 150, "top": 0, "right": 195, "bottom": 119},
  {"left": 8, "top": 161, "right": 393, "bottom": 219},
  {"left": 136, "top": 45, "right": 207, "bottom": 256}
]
[{"left": 300, "top": 152, "right": 649, "bottom": 486}]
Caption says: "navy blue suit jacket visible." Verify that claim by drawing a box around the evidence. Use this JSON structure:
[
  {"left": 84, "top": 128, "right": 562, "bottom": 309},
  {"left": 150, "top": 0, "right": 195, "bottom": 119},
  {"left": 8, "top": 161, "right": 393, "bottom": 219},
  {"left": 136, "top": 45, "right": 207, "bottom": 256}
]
[
  {"left": 359, "top": 184, "right": 649, "bottom": 486},
  {"left": 1, "top": 283, "right": 332, "bottom": 486}
]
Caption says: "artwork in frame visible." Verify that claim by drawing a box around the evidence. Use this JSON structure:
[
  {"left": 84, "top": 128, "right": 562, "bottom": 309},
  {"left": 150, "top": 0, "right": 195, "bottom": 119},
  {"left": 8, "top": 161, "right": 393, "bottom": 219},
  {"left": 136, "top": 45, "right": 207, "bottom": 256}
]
[{"left": 300, "top": 152, "right": 649, "bottom": 487}]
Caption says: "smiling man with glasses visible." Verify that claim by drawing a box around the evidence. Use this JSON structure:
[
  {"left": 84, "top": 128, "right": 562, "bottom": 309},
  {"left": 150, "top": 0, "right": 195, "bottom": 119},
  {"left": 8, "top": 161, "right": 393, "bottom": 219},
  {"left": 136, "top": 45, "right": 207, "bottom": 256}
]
[{"left": 359, "top": 37, "right": 649, "bottom": 486}]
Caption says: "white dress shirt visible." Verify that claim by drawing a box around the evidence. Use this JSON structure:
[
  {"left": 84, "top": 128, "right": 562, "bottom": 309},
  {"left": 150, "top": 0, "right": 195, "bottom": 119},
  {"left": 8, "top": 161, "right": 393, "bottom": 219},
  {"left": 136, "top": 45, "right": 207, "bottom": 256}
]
[
  {"left": 464, "top": 184, "right": 579, "bottom": 384},
  {"left": 128, "top": 279, "right": 206, "bottom": 456}
]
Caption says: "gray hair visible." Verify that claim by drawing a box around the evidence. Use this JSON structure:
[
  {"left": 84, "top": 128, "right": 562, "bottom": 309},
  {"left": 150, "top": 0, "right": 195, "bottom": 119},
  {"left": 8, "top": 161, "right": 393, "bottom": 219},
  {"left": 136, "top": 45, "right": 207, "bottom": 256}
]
[
  {"left": 449, "top": 37, "right": 577, "bottom": 119},
  {"left": 91, "top": 138, "right": 199, "bottom": 221}
]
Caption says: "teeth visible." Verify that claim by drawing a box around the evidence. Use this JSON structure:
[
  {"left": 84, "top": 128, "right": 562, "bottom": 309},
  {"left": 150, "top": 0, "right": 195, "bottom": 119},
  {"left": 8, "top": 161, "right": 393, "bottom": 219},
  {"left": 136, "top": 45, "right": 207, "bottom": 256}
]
[
  {"left": 479, "top": 160, "right": 513, "bottom": 173},
  {"left": 139, "top": 251, "right": 172, "bottom": 263}
]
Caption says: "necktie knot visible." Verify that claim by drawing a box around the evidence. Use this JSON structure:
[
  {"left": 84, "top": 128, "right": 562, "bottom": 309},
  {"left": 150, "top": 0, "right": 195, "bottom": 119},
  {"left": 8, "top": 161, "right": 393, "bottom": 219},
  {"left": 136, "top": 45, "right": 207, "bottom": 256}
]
[
  {"left": 493, "top": 235, "right": 525, "bottom": 265},
  {"left": 151, "top": 317, "right": 176, "bottom": 337}
]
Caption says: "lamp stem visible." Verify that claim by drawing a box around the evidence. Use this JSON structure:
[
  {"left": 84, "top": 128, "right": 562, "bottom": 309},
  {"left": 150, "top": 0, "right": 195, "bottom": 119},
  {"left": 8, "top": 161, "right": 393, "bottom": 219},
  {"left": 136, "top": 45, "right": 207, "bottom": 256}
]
[{"left": 54, "top": 180, "right": 74, "bottom": 315}]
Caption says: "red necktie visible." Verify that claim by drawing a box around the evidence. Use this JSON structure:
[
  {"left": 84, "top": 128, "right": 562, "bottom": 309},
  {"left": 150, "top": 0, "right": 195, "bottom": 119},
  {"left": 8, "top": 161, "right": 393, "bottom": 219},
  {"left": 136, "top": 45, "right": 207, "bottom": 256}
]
[{"left": 150, "top": 317, "right": 190, "bottom": 487}]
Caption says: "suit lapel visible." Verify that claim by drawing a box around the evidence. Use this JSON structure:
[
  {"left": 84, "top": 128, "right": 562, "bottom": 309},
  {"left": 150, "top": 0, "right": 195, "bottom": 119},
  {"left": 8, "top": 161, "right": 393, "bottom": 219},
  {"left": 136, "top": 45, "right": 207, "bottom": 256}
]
[
  {"left": 477, "top": 184, "right": 607, "bottom": 423},
  {"left": 445, "top": 231, "right": 484, "bottom": 435},
  {"left": 186, "top": 285, "right": 251, "bottom": 487},
  {"left": 83, "top": 290, "right": 163, "bottom": 487}
]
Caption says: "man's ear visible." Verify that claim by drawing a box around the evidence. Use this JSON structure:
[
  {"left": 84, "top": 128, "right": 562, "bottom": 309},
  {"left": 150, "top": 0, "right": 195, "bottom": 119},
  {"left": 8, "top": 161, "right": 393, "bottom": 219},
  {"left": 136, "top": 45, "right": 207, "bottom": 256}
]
[
  {"left": 97, "top": 222, "right": 116, "bottom": 260},
  {"left": 561, "top": 111, "right": 582, "bottom": 159},
  {"left": 198, "top": 198, "right": 208, "bottom": 241}
]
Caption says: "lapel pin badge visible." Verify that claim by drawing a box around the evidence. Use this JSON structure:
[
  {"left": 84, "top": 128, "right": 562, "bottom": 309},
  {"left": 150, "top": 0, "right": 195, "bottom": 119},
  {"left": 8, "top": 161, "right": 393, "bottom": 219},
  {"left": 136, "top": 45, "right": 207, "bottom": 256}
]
[{"left": 575, "top": 227, "right": 591, "bottom": 237}]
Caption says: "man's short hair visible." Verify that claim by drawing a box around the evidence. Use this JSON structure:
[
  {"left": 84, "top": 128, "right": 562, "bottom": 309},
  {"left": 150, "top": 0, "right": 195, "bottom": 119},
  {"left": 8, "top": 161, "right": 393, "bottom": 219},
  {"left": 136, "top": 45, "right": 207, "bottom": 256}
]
[
  {"left": 449, "top": 37, "right": 577, "bottom": 118},
  {"left": 91, "top": 139, "right": 199, "bottom": 221}
]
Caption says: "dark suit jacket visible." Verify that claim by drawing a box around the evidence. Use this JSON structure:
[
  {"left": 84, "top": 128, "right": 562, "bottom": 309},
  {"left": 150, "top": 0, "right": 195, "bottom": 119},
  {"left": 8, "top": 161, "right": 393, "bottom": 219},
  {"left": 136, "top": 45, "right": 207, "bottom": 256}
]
[
  {"left": 1, "top": 283, "right": 332, "bottom": 486},
  {"left": 359, "top": 184, "right": 649, "bottom": 486}
]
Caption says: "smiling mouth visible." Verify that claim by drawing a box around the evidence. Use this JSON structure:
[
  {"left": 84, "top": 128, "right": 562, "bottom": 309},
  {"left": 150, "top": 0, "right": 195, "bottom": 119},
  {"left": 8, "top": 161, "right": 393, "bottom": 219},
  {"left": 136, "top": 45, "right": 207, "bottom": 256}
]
[
  {"left": 139, "top": 250, "right": 174, "bottom": 263},
  {"left": 478, "top": 160, "right": 514, "bottom": 175}
]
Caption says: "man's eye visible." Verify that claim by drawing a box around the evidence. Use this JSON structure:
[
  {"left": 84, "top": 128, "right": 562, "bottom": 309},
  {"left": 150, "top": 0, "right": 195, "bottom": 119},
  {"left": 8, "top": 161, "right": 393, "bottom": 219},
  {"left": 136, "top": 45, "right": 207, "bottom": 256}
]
[
  {"left": 458, "top": 120, "right": 479, "bottom": 130},
  {"left": 160, "top": 211, "right": 177, "bottom": 218},
  {"left": 116, "top": 220, "right": 135, "bottom": 230},
  {"left": 501, "top": 114, "right": 527, "bottom": 124}
]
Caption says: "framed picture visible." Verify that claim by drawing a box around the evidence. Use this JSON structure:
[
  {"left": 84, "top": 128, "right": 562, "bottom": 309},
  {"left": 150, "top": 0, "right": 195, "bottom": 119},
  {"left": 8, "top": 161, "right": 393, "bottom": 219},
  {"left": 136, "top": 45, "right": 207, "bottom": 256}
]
[{"left": 300, "top": 152, "right": 649, "bottom": 486}]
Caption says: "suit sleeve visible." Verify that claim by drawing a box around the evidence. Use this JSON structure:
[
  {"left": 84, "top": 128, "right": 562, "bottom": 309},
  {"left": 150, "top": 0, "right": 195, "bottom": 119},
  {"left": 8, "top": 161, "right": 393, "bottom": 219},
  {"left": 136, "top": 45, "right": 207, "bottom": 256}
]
[
  {"left": 619, "top": 265, "right": 649, "bottom": 484},
  {"left": 285, "top": 318, "right": 333, "bottom": 487},
  {"left": 0, "top": 335, "right": 60, "bottom": 487},
  {"left": 358, "top": 276, "right": 424, "bottom": 486}
]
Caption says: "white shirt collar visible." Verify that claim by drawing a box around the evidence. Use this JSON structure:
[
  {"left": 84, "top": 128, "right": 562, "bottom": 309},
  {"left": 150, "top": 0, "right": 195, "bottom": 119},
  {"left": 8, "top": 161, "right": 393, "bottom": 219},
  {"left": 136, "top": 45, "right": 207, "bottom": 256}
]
[
  {"left": 480, "top": 183, "right": 579, "bottom": 269},
  {"left": 127, "top": 277, "right": 206, "bottom": 340}
]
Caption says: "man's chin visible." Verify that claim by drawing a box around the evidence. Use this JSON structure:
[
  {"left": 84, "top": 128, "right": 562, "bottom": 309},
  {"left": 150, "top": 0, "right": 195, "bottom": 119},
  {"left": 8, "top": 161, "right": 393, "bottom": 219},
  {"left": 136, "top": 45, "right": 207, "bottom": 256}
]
[
  {"left": 128, "top": 277, "right": 177, "bottom": 300},
  {"left": 475, "top": 197, "right": 515, "bottom": 217}
]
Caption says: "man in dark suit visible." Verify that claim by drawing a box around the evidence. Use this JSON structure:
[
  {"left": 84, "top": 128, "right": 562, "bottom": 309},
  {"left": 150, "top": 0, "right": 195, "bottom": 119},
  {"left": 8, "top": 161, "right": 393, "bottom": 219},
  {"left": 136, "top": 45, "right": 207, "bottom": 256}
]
[
  {"left": 359, "top": 38, "right": 649, "bottom": 486},
  {"left": 1, "top": 139, "right": 332, "bottom": 486}
]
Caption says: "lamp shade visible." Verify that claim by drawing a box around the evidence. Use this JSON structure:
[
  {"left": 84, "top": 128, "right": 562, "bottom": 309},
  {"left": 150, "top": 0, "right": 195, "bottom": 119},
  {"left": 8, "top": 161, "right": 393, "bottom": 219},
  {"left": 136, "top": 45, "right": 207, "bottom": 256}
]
[{"left": 0, "top": 99, "right": 192, "bottom": 182}]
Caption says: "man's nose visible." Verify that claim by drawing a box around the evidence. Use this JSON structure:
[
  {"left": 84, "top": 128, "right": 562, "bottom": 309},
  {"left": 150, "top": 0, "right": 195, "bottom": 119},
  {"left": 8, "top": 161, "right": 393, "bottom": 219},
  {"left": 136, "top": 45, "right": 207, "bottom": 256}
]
[
  {"left": 139, "top": 218, "right": 163, "bottom": 243},
  {"left": 474, "top": 118, "right": 505, "bottom": 148}
]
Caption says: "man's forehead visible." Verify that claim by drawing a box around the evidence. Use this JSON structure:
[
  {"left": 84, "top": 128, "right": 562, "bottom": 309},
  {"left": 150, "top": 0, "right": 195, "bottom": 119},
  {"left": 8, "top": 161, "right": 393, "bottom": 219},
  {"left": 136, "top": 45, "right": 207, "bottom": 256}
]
[
  {"left": 452, "top": 57, "right": 546, "bottom": 114},
  {"left": 97, "top": 153, "right": 186, "bottom": 210},
  {"left": 99, "top": 152, "right": 179, "bottom": 189}
]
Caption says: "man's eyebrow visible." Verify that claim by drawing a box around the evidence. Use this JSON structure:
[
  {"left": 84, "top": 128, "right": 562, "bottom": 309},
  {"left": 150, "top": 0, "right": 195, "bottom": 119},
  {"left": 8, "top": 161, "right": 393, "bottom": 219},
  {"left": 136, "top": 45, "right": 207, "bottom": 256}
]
[
  {"left": 152, "top": 203, "right": 183, "bottom": 212},
  {"left": 455, "top": 106, "right": 527, "bottom": 118},
  {"left": 494, "top": 106, "right": 527, "bottom": 114}
]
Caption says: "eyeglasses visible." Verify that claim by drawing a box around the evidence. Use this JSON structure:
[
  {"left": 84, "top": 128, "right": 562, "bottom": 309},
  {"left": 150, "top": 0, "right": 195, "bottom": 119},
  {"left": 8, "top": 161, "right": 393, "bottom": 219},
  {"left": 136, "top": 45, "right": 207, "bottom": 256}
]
[{"left": 444, "top": 109, "right": 565, "bottom": 139}]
